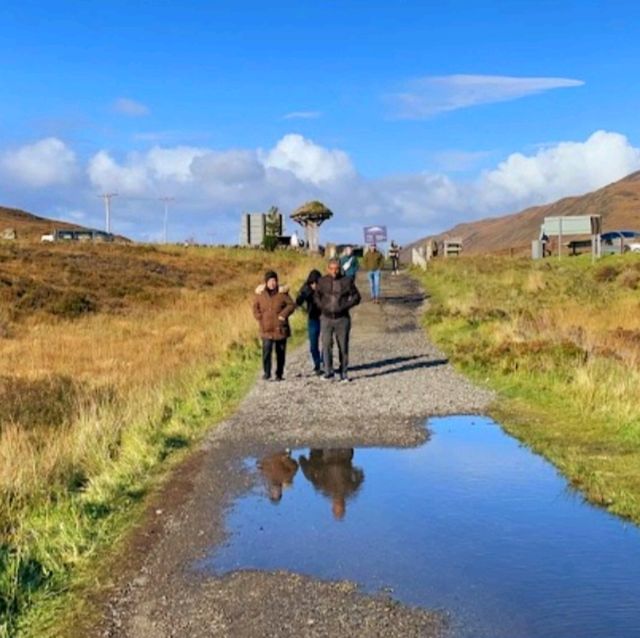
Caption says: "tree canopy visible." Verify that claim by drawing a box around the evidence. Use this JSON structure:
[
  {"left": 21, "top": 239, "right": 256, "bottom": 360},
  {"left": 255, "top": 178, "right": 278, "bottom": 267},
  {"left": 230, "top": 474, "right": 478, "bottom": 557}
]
[{"left": 290, "top": 201, "right": 333, "bottom": 223}]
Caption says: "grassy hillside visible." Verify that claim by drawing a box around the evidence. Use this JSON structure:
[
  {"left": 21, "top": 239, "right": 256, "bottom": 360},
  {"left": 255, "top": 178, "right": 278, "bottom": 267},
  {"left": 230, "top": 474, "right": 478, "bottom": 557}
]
[
  {"left": 0, "top": 243, "right": 313, "bottom": 637},
  {"left": 0, "top": 206, "right": 84, "bottom": 242},
  {"left": 418, "top": 254, "right": 640, "bottom": 524},
  {"left": 406, "top": 171, "right": 640, "bottom": 256}
]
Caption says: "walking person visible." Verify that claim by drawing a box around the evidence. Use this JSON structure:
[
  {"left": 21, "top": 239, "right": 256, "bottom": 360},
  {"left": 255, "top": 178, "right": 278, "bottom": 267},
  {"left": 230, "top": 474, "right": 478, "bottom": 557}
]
[
  {"left": 296, "top": 269, "right": 323, "bottom": 375},
  {"left": 339, "top": 245, "right": 359, "bottom": 280},
  {"left": 315, "top": 259, "right": 361, "bottom": 382},
  {"left": 388, "top": 240, "right": 401, "bottom": 275},
  {"left": 362, "top": 244, "right": 385, "bottom": 303},
  {"left": 253, "top": 270, "right": 295, "bottom": 381}
]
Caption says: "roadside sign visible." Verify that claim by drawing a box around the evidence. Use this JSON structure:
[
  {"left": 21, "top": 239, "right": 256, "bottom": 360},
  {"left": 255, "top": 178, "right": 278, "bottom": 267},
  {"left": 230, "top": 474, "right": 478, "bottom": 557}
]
[
  {"left": 364, "top": 225, "right": 387, "bottom": 245},
  {"left": 542, "top": 215, "right": 601, "bottom": 236}
]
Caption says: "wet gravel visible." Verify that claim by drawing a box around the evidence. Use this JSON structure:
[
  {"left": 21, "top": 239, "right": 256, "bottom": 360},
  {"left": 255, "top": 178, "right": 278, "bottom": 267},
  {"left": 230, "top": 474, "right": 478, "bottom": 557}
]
[{"left": 92, "top": 272, "right": 494, "bottom": 638}]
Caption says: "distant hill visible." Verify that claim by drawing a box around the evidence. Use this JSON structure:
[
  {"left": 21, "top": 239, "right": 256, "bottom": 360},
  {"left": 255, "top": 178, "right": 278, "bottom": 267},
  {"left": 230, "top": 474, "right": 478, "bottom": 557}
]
[
  {"left": 406, "top": 171, "right": 640, "bottom": 256},
  {"left": 0, "top": 205, "right": 86, "bottom": 241}
]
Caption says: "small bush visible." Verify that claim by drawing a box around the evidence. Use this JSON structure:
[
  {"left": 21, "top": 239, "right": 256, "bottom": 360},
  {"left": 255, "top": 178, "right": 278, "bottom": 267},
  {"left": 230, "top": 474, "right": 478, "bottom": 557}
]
[
  {"left": 262, "top": 235, "right": 279, "bottom": 252},
  {"left": 593, "top": 264, "right": 620, "bottom": 283},
  {"left": 51, "top": 292, "right": 97, "bottom": 317},
  {"left": 0, "top": 375, "right": 80, "bottom": 431},
  {"left": 618, "top": 268, "right": 640, "bottom": 290}
]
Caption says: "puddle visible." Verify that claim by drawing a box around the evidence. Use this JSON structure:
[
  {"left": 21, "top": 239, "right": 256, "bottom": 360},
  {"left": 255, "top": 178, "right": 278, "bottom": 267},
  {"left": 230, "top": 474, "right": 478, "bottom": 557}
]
[{"left": 197, "top": 416, "right": 640, "bottom": 637}]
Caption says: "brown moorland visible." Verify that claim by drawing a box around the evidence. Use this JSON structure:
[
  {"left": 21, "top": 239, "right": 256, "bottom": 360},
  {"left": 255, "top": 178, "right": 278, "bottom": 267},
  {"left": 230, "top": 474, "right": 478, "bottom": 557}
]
[{"left": 0, "top": 205, "right": 86, "bottom": 242}]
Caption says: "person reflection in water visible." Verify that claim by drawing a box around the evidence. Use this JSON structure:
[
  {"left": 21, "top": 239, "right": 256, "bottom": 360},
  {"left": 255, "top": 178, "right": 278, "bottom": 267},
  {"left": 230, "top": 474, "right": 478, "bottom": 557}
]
[
  {"left": 298, "top": 449, "right": 364, "bottom": 520},
  {"left": 257, "top": 451, "right": 299, "bottom": 503}
]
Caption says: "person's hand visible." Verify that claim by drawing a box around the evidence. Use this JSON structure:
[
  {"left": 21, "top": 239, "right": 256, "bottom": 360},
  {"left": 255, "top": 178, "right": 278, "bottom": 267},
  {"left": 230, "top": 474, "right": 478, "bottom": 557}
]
[{"left": 278, "top": 316, "right": 285, "bottom": 321}]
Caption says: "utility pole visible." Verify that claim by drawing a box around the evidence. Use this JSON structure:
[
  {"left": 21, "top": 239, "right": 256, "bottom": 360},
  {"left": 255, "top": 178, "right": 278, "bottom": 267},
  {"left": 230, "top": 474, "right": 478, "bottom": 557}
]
[
  {"left": 99, "top": 193, "right": 118, "bottom": 233},
  {"left": 159, "top": 197, "right": 175, "bottom": 244}
]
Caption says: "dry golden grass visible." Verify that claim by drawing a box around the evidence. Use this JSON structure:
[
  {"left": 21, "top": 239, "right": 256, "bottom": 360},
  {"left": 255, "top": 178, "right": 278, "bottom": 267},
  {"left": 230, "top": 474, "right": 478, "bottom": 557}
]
[{"left": 0, "top": 243, "right": 311, "bottom": 504}]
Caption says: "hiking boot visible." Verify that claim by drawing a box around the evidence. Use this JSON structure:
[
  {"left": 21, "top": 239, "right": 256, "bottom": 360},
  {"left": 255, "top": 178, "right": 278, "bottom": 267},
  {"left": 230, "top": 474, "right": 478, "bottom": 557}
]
[
  {"left": 275, "top": 376, "right": 284, "bottom": 382},
  {"left": 339, "top": 374, "right": 351, "bottom": 383},
  {"left": 262, "top": 374, "right": 271, "bottom": 381},
  {"left": 322, "top": 374, "right": 335, "bottom": 381}
]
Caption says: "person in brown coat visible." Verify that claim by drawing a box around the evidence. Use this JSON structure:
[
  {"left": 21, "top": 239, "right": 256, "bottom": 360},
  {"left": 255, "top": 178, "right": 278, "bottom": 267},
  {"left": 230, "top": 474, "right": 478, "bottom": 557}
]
[
  {"left": 257, "top": 451, "right": 299, "bottom": 503},
  {"left": 253, "top": 270, "right": 295, "bottom": 381}
]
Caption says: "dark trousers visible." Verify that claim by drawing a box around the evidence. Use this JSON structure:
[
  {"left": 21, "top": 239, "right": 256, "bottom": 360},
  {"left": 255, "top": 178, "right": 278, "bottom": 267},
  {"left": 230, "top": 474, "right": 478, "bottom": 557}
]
[
  {"left": 308, "top": 318, "right": 322, "bottom": 370},
  {"left": 321, "top": 315, "right": 351, "bottom": 376},
  {"left": 262, "top": 338, "right": 286, "bottom": 379}
]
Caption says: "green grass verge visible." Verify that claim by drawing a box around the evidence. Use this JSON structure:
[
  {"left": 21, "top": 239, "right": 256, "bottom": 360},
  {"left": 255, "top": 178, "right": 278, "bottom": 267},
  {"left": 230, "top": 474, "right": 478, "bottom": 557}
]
[
  {"left": 2, "top": 312, "right": 309, "bottom": 638},
  {"left": 415, "top": 255, "right": 640, "bottom": 524}
]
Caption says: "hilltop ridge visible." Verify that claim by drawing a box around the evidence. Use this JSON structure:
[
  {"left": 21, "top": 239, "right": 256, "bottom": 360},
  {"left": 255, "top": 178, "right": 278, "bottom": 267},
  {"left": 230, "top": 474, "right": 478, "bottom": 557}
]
[
  {"left": 407, "top": 170, "right": 640, "bottom": 255},
  {"left": 0, "top": 205, "right": 87, "bottom": 241}
]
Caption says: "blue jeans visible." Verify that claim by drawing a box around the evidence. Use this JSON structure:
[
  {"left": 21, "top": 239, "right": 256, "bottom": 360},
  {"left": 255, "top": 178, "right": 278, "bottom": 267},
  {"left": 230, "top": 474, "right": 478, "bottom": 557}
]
[
  {"left": 368, "top": 270, "right": 381, "bottom": 299},
  {"left": 308, "top": 318, "right": 322, "bottom": 370}
]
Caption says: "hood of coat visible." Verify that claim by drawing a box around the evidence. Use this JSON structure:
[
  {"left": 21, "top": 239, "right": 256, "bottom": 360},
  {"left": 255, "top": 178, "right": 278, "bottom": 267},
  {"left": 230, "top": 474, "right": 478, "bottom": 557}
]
[
  {"left": 306, "top": 269, "right": 322, "bottom": 285},
  {"left": 255, "top": 283, "right": 290, "bottom": 295}
]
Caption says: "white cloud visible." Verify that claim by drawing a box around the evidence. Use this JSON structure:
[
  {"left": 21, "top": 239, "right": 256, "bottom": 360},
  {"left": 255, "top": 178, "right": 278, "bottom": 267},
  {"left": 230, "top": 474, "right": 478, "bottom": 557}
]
[
  {"left": 145, "top": 146, "right": 209, "bottom": 182},
  {"left": 88, "top": 150, "right": 151, "bottom": 194},
  {"left": 4, "top": 130, "right": 640, "bottom": 245},
  {"left": 480, "top": 130, "right": 640, "bottom": 209},
  {"left": 86, "top": 134, "right": 352, "bottom": 199},
  {"left": 262, "top": 133, "right": 355, "bottom": 185},
  {"left": 191, "top": 150, "right": 265, "bottom": 185},
  {"left": 112, "top": 97, "right": 151, "bottom": 117},
  {"left": 87, "top": 145, "right": 209, "bottom": 194},
  {"left": 282, "top": 111, "right": 323, "bottom": 120},
  {"left": 0, "top": 137, "right": 78, "bottom": 187},
  {"left": 388, "top": 74, "right": 584, "bottom": 118}
]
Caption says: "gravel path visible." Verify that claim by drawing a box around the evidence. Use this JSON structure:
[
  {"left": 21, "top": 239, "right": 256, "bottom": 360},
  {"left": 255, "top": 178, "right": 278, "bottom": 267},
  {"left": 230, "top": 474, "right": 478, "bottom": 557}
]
[{"left": 91, "top": 272, "right": 494, "bottom": 638}]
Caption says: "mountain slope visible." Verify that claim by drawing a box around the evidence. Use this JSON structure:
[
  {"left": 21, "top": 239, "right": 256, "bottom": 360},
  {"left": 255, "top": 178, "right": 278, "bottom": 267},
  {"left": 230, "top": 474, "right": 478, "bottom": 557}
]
[
  {"left": 0, "top": 205, "right": 85, "bottom": 241},
  {"left": 410, "top": 171, "right": 640, "bottom": 255}
]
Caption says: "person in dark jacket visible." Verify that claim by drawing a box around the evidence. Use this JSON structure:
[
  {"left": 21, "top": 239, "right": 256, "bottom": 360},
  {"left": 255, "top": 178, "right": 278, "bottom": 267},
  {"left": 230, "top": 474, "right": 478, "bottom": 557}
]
[
  {"left": 253, "top": 270, "right": 296, "bottom": 381},
  {"left": 388, "top": 240, "right": 401, "bottom": 275},
  {"left": 296, "top": 269, "right": 323, "bottom": 375},
  {"left": 299, "top": 448, "right": 364, "bottom": 520},
  {"left": 314, "top": 259, "right": 361, "bottom": 382}
]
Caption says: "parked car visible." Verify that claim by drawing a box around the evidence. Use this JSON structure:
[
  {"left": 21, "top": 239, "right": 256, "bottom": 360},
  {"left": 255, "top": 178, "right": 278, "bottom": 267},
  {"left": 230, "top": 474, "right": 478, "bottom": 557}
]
[
  {"left": 600, "top": 230, "right": 640, "bottom": 255},
  {"left": 627, "top": 241, "right": 640, "bottom": 253}
]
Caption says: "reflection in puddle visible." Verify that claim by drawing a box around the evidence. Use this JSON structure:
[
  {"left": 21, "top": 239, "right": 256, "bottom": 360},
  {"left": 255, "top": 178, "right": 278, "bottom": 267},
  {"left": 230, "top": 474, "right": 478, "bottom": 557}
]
[
  {"left": 198, "top": 416, "right": 640, "bottom": 638},
  {"left": 257, "top": 449, "right": 365, "bottom": 519},
  {"left": 298, "top": 449, "right": 364, "bottom": 520},
  {"left": 257, "top": 451, "right": 298, "bottom": 503}
]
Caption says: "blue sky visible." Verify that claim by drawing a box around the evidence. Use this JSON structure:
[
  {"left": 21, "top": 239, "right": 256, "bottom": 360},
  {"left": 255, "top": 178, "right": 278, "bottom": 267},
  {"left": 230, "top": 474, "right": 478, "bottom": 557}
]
[{"left": 2, "top": 1, "right": 640, "bottom": 243}]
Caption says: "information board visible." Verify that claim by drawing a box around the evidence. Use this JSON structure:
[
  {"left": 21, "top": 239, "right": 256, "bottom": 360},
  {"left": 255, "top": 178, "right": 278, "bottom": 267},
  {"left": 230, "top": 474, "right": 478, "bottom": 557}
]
[
  {"left": 542, "top": 215, "right": 601, "bottom": 237},
  {"left": 363, "top": 225, "right": 387, "bottom": 245}
]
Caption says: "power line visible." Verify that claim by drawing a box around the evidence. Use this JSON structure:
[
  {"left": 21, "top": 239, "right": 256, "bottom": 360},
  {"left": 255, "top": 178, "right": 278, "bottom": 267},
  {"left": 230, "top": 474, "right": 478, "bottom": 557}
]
[
  {"left": 98, "top": 193, "right": 118, "bottom": 233},
  {"left": 159, "top": 196, "right": 175, "bottom": 244}
]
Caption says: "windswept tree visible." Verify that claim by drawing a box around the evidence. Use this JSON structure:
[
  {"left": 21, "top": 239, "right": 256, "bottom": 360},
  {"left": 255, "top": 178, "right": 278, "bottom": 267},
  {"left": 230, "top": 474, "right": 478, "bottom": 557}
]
[{"left": 290, "top": 201, "right": 333, "bottom": 253}]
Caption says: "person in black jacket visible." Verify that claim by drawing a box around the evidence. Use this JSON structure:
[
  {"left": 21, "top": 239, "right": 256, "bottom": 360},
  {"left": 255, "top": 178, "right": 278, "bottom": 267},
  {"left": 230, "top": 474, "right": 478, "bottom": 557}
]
[
  {"left": 298, "top": 448, "right": 364, "bottom": 520},
  {"left": 314, "top": 259, "right": 361, "bottom": 382},
  {"left": 296, "top": 269, "right": 323, "bottom": 375}
]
